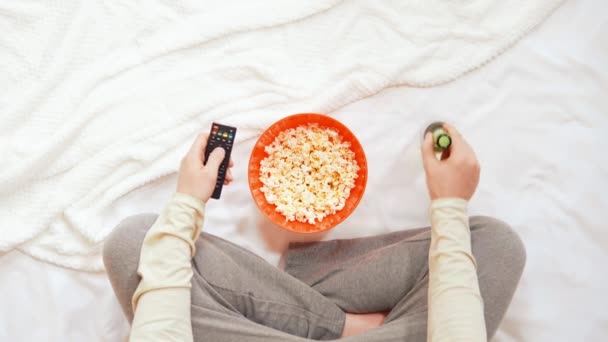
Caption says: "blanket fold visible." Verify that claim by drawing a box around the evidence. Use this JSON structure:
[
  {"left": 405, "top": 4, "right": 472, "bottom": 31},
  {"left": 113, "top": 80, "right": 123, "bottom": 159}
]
[{"left": 0, "top": 0, "right": 563, "bottom": 271}]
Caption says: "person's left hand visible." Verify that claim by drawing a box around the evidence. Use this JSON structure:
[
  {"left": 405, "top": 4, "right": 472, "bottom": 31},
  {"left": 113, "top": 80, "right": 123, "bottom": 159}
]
[{"left": 177, "top": 133, "right": 234, "bottom": 202}]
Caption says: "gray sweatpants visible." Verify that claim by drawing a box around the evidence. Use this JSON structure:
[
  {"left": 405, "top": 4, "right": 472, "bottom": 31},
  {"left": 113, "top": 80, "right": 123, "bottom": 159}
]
[{"left": 104, "top": 215, "right": 525, "bottom": 341}]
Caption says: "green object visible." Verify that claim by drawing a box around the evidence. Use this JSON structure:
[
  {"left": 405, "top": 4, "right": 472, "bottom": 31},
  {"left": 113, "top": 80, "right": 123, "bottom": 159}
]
[
  {"left": 433, "top": 128, "right": 451, "bottom": 150},
  {"left": 424, "top": 122, "right": 452, "bottom": 151}
]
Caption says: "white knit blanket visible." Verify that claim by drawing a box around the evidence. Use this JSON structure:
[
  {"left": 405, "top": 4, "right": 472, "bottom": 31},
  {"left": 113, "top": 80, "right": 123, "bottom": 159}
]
[{"left": 0, "top": 0, "right": 562, "bottom": 271}]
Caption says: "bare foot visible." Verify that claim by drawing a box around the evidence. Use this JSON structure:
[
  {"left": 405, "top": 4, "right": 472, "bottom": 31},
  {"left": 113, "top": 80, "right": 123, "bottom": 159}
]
[{"left": 341, "top": 312, "right": 388, "bottom": 338}]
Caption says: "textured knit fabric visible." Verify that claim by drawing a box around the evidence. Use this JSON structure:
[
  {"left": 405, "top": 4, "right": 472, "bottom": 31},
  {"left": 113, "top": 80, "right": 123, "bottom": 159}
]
[
  {"left": 1, "top": 0, "right": 562, "bottom": 270},
  {"left": 103, "top": 195, "right": 525, "bottom": 341}
]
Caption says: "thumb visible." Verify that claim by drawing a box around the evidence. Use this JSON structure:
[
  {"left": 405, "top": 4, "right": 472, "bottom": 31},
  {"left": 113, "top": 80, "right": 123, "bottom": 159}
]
[
  {"left": 205, "top": 147, "right": 226, "bottom": 172},
  {"left": 421, "top": 132, "right": 438, "bottom": 169}
]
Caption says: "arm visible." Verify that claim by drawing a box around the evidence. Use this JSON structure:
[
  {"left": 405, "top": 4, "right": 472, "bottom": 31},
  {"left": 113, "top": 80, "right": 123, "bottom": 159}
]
[
  {"left": 129, "top": 133, "right": 233, "bottom": 342},
  {"left": 427, "top": 198, "right": 486, "bottom": 342},
  {"left": 129, "top": 193, "right": 204, "bottom": 342},
  {"left": 421, "top": 124, "right": 486, "bottom": 342}
]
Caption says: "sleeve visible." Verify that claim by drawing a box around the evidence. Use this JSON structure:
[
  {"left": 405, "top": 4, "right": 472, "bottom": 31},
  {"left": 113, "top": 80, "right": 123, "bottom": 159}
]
[
  {"left": 128, "top": 192, "right": 206, "bottom": 342},
  {"left": 427, "top": 198, "right": 487, "bottom": 342}
]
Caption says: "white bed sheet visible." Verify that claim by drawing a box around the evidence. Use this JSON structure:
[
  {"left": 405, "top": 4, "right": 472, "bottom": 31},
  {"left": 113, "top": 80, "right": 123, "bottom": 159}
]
[{"left": 1, "top": 0, "right": 606, "bottom": 341}]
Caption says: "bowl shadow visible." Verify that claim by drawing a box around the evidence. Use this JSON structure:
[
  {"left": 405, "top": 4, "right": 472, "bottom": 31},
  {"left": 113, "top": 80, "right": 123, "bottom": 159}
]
[{"left": 254, "top": 209, "right": 330, "bottom": 255}]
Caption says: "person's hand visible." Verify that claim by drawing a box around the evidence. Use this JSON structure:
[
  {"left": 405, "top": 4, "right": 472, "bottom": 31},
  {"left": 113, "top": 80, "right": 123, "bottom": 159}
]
[
  {"left": 177, "top": 133, "right": 234, "bottom": 203},
  {"left": 421, "top": 124, "right": 480, "bottom": 200}
]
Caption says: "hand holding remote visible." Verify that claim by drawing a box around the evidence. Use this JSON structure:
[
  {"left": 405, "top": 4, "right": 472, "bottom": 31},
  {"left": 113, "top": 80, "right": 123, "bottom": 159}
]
[
  {"left": 421, "top": 124, "right": 480, "bottom": 201},
  {"left": 177, "top": 133, "right": 234, "bottom": 203}
]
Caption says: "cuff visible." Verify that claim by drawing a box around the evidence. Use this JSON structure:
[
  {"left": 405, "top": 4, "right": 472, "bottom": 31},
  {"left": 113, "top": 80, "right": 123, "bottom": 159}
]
[{"left": 430, "top": 197, "right": 468, "bottom": 212}]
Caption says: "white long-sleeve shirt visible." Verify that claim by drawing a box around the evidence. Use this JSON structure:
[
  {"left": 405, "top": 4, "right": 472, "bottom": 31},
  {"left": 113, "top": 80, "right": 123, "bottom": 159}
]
[
  {"left": 128, "top": 193, "right": 486, "bottom": 342},
  {"left": 427, "top": 198, "right": 487, "bottom": 341}
]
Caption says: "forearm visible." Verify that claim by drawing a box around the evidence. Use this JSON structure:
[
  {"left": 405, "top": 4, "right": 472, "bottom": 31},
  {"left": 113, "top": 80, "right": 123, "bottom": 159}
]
[
  {"left": 427, "top": 198, "right": 486, "bottom": 342},
  {"left": 130, "top": 193, "right": 205, "bottom": 342}
]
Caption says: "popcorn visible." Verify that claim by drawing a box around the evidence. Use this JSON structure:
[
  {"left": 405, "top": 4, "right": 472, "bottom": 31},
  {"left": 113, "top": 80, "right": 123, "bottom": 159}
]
[{"left": 259, "top": 123, "right": 360, "bottom": 227}]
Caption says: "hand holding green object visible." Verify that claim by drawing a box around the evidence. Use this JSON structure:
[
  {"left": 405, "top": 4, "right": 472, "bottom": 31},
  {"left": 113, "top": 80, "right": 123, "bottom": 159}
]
[{"left": 420, "top": 123, "right": 480, "bottom": 200}]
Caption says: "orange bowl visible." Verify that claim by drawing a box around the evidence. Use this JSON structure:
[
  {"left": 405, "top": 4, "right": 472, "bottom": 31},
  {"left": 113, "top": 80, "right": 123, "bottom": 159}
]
[{"left": 248, "top": 113, "right": 368, "bottom": 234}]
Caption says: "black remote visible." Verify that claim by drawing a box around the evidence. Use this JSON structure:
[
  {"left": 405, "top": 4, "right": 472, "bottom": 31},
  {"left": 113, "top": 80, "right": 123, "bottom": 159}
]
[{"left": 204, "top": 123, "right": 237, "bottom": 199}]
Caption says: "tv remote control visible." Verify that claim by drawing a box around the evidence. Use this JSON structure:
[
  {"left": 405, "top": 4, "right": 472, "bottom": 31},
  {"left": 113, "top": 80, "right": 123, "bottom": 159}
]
[{"left": 204, "top": 123, "right": 237, "bottom": 199}]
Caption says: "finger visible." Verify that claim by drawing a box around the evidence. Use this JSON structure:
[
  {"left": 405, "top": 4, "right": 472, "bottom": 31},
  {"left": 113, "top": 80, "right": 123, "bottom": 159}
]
[
  {"left": 223, "top": 169, "right": 233, "bottom": 185},
  {"left": 442, "top": 123, "right": 462, "bottom": 141},
  {"left": 229, "top": 158, "right": 234, "bottom": 168},
  {"left": 421, "top": 132, "right": 438, "bottom": 169},
  {"left": 205, "top": 147, "right": 226, "bottom": 174},
  {"left": 187, "top": 133, "right": 209, "bottom": 164},
  {"left": 225, "top": 169, "right": 233, "bottom": 182},
  {"left": 444, "top": 124, "right": 473, "bottom": 156}
]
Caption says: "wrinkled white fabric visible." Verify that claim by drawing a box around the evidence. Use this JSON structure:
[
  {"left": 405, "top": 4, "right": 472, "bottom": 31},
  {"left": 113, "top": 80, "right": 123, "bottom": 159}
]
[
  {"left": 1, "top": 0, "right": 606, "bottom": 340},
  {"left": 0, "top": 0, "right": 562, "bottom": 270}
]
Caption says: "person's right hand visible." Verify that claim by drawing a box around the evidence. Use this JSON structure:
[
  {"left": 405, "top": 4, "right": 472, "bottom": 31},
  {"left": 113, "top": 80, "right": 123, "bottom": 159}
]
[
  {"left": 177, "top": 133, "right": 234, "bottom": 203},
  {"left": 421, "top": 124, "right": 480, "bottom": 200}
]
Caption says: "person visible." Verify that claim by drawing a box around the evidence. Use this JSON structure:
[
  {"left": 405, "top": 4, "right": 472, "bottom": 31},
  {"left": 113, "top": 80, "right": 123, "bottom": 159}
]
[{"left": 103, "top": 124, "right": 525, "bottom": 342}]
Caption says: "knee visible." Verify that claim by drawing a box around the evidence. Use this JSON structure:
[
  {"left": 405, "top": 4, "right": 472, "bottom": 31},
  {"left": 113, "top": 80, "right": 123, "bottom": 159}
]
[
  {"left": 102, "top": 214, "right": 158, "bottom": 275},
  {"left": 469, "top": 216, "right": 526, "bottom": 277},
  {"left": 102, "top": 214, "right": 157, "bottom": 321}
]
